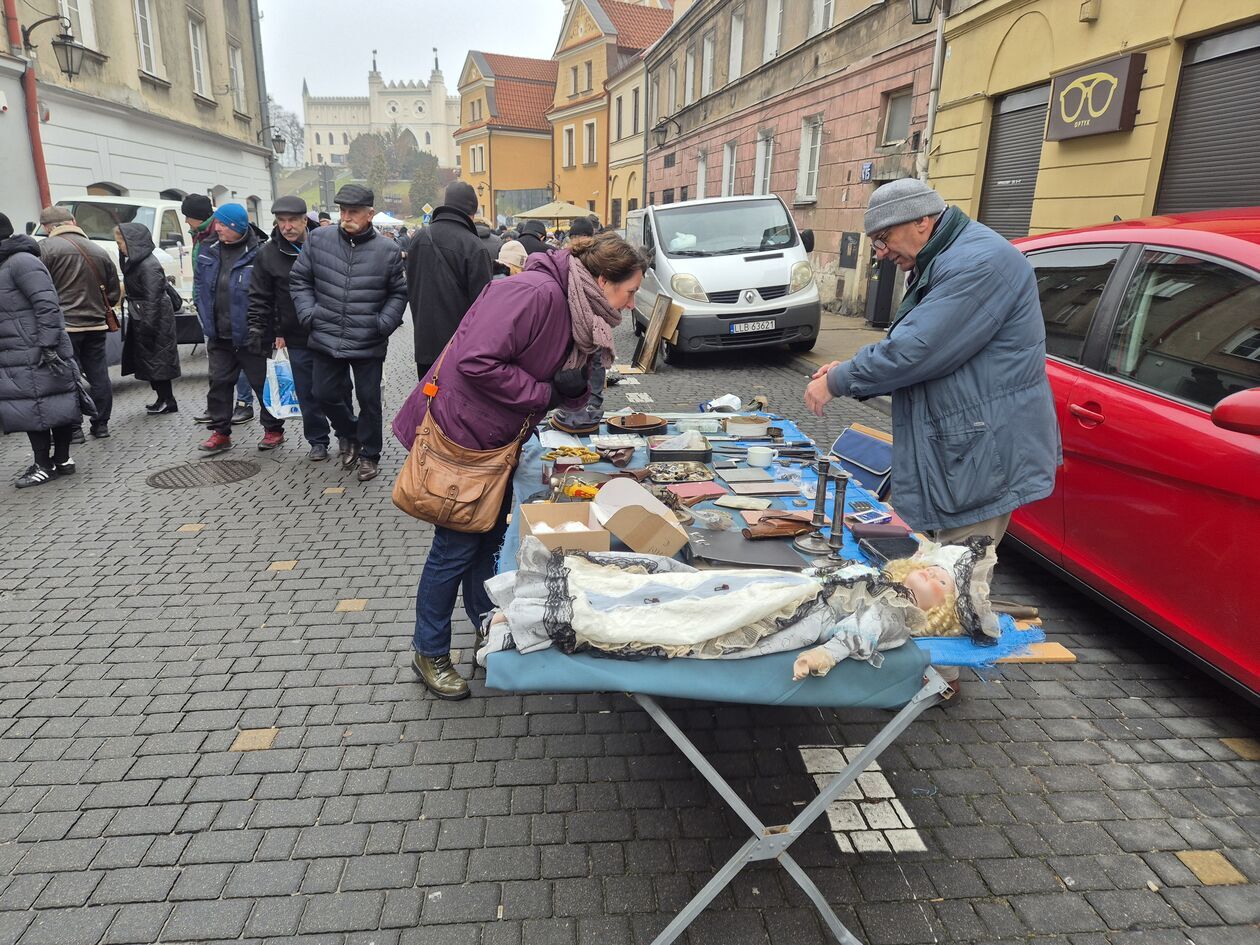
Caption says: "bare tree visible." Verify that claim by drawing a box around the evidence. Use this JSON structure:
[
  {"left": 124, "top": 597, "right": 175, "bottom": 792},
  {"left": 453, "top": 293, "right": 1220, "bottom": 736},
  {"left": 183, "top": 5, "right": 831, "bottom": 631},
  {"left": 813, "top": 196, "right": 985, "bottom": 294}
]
[{"left": 268, "top": 96, "right": 305, "bottom": 168}]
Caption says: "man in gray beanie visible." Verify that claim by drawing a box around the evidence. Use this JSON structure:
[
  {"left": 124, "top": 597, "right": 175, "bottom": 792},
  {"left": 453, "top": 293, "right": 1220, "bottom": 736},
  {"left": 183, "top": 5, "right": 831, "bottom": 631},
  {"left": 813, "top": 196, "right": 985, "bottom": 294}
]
[
  {"left": 804, "top": 179, "right": 1060, "bottom": 677},
  {"left": 405, "top": 180, "right": 493, "bottom": 380}
]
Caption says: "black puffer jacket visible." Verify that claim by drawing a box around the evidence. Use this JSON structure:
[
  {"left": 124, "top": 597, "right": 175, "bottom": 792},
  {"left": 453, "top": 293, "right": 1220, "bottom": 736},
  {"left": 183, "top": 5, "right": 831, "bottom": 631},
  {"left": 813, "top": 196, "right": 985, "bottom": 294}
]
[
  {"left": 406, "top": 206, "right": 493, "bottom": 365},
  {"left": 118, "top": 223, "right": 181, "bottom": 382},
  {"left": 290, "top": 224, "right": 407, "bottom": 360},
  {"left": 246, "top": 221, "right": 313, "bottom": 348},
  {"left": 0, "top": 236, "right": 80, "bottom": 433}
]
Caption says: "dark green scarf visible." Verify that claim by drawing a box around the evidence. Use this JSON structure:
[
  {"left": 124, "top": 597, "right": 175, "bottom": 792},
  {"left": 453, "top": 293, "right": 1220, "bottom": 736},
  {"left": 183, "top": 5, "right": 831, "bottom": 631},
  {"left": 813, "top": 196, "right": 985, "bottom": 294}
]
[{"left": 890, "top": 206, "right": 971, "bottom": 328}]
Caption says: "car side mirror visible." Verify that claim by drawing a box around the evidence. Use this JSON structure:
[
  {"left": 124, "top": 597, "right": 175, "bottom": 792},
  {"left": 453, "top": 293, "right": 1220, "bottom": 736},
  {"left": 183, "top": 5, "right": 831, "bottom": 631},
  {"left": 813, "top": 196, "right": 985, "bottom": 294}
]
[
  {"left": 159, "top": 238, "right": 181, "bottom": 249},
  {"left": 1211, "top": 387, "right": 1260, "bottom": 435},
  {"left": 800, "top": 228, "right": 815, "bottom": 253}
]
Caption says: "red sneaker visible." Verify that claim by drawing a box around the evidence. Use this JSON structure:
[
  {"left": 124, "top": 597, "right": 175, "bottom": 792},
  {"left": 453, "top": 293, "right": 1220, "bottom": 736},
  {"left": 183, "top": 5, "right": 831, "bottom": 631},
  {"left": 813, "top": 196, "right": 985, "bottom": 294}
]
[
  {"left": 258, "top": 429, "right": 285, "bottom": 451},
  {"left": 198, "top": 432, "right": 233, "bottom": 453}
]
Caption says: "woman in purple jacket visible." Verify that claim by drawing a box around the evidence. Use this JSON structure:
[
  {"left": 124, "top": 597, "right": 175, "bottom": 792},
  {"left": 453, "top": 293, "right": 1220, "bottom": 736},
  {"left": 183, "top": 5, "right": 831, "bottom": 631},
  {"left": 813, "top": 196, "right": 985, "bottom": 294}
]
[{"left": 395, "top": 233, "right": 646, "bottom": 699}]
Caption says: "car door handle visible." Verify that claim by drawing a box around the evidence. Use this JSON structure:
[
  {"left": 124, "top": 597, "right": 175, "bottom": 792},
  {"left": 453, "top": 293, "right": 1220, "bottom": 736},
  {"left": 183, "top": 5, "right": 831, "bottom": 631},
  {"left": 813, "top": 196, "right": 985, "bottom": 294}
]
[{"left": 1069, "top": 402, "right": 1105, "bottom": 424}]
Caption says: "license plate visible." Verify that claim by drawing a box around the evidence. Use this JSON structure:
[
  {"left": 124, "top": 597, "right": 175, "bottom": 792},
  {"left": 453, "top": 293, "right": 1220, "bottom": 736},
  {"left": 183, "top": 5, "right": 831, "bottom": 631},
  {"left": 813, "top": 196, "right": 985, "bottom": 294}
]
[{"left": 730, "top": 319, "right": 776, "bottom": 334}]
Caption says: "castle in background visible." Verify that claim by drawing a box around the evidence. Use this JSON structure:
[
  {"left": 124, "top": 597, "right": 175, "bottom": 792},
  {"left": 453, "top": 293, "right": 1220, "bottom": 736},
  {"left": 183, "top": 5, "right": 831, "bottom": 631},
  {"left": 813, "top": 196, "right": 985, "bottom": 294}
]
[{"left": 302, "top": 52, "right": 461, "bottom": 170}]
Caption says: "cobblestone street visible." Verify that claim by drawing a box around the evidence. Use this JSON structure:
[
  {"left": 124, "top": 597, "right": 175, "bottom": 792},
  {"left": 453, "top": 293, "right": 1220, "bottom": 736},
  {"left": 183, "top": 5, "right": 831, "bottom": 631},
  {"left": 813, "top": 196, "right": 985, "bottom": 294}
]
[{"left": 1, "top": 324, "right": 1258, "bottom": 945}]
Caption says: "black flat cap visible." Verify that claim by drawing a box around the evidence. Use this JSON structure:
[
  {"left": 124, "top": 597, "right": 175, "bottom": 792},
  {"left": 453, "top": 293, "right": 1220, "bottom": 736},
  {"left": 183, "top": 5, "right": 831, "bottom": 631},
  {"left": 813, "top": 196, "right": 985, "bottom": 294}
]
[
  {"left": 334, "top": 184, "right": 374, "bottom": 207},
  {"left": 181, "top": 194, "right": 214, "bottom": 220},
  {"left": 272, "top": 195, "right": 308, "bottom": 215}
]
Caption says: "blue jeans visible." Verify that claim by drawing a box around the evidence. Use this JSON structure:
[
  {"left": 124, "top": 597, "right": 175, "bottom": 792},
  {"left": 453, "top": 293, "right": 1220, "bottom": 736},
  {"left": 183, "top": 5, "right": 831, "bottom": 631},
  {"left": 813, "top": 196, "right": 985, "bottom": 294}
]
[
  {"left": 413, "top": 508, "right": 511, "bottom": 656},
  {"left": 235, "top": 370, "right": 253, "bottom": 405}
]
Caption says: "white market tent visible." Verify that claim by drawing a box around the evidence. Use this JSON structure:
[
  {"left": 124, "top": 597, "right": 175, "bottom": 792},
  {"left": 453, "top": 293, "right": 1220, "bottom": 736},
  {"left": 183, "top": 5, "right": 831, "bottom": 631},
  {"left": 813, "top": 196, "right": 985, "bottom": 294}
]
[{"left": 372, "top": 211, "right": 405, "bottom": 227}]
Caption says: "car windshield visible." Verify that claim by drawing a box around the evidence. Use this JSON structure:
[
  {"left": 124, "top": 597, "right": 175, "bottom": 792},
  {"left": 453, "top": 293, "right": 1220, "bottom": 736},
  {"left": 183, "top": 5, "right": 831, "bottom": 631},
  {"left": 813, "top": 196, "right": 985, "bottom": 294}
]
[
  {"left": 653, "top": 199, "right": 797, "bottom": 258},
  {"left": 53, "top": 202, "right": 156, "bottom": 241}
]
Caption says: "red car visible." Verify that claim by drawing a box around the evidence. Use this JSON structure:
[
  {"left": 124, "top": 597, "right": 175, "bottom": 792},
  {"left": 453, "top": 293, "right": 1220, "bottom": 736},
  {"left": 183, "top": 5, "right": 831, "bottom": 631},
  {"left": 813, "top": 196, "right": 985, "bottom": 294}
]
[{"left": 1009, "top": 209, "right": 1260, "bottom": 701}]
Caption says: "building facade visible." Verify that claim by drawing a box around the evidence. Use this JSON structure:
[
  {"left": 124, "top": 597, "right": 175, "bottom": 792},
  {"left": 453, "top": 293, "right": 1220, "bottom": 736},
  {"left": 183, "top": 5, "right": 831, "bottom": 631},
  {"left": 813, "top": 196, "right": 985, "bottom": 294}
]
[
  {"left": 645, "top": 0, "right": 935, "bottom": 313},
  {"left": 932, "top": 0, "right": 1260, "bottom": 238},
  {"left": 456, "top": 52, "right": 557, "bottom": 222},
  {"left": 302, "top": 56, "right": 460, "bottom": 169},
  {"left": 1, "top": 0, "right": 275, "bottom": 228},
  {"left": 549, "top": 0, "right": 672, "bottom": 223},
  {"left": 606, "top": 53, "right": 647, "bottom": 229}
]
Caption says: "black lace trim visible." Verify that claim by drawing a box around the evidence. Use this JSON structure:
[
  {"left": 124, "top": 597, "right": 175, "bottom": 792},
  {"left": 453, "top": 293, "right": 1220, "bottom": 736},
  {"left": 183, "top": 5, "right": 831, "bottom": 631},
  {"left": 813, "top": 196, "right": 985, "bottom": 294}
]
[
  {"left": 950, "top": 536, "right": 995, "bottom": 645},
  {"left": 541, "top": 551, "right": 578, "bottom": 653}
]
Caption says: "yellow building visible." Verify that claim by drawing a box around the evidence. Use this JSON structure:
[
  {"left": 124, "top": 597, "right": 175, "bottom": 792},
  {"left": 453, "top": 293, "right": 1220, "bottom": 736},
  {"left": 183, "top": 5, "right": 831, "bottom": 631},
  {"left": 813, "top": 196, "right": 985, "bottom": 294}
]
[
  {"left": 931, "top": 0, "right": 1260, "bottom": 238},
  {"left": 548, "top": 0, "right": 671, "bottom": 223},
  {"left": 605, "top": 55, "right": 647, "bottom": 228},
  {"left": 456, "top": 53, "right": 557, "bottom": 221}
]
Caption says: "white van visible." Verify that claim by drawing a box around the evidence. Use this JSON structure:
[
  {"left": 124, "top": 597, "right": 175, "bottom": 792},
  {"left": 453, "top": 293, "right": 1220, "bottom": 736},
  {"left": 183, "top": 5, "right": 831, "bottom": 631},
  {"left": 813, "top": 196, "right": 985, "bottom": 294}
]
[{"left": 625, "top": 195, "right": 820, "bottom": 362}]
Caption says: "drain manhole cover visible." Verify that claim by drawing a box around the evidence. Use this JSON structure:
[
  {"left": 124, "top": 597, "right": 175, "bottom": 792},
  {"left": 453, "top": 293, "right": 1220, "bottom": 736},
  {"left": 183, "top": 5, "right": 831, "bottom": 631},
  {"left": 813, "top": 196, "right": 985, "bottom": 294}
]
[{"left": 146, "top": 459, "right": 261, "bottom": 489}]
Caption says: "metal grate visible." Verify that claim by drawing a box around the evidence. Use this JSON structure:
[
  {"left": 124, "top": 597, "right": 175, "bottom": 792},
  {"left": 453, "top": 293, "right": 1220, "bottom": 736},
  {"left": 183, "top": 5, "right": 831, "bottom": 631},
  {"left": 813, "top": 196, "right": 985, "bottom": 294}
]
[
  {"left": 758, "top": 284, "right": 789, "bottom": 300},
  {"left": 146, "top": 459, "right": 261, "bottom": 489}
]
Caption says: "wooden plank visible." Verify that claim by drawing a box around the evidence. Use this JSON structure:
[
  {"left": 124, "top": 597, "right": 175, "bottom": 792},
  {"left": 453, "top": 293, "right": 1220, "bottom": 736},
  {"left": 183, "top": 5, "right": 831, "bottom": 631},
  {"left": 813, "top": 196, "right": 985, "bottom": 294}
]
[
  {"left": 997, "top": 641, "right": 1077, "bottom": 664},
  {"left": 611, "top": 364, "right": 645, "bottom": 375},
  {"left": 633, "top": 292, "right": 673, "bottom": 373},
  {"left": 850, "top": 422, "right": 893, "bottom": 444}
]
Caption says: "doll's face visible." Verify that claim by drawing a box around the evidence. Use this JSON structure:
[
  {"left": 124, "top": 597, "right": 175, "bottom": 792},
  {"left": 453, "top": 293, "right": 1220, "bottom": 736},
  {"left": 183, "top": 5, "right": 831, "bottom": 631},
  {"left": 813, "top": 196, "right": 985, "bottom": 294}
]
[{"left": 904, "top": 565, "right": 953, "bottom": 611}]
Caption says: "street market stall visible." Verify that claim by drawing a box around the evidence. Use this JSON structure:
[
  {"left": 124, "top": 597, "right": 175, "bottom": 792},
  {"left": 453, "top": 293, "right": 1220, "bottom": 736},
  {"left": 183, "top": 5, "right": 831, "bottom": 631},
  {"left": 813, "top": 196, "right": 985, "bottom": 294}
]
[{"left": 481, "top": 409, "right": 1043, "bottom": 945}]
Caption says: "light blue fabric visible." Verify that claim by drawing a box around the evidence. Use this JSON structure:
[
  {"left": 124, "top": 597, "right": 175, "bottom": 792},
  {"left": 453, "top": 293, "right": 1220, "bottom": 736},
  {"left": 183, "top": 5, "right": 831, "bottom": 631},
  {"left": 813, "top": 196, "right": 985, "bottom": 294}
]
[
  {"left": 826, "top": 211, "right": 1062, "bottom": 532},
  {"left": 914, "top": 613, "right": 1043, "bottom": 667},
  {"left": 485, "top": 636, "right": 929, "bottom": 708}
]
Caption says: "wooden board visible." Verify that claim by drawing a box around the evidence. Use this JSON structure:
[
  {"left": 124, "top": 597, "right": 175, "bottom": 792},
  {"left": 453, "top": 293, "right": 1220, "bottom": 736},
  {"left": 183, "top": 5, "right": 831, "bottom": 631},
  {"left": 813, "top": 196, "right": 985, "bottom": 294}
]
[
  {"left": 633, "top": 293, "right": 673, "bottom": 373},
  {"left": 717, "top": 467, "right": 774, "bottom": 483},
  {"left": 996, "top": 641, "right": 1077, "bottom": 664},
  {"left": 850, "top": 422, "right": 892, "bottom": 444},
  {"left": 611, "top": 364, "right": 645, "bottom": 375},
  {"left": 728, "top": 481, "right": 803, "bottom": 497}
]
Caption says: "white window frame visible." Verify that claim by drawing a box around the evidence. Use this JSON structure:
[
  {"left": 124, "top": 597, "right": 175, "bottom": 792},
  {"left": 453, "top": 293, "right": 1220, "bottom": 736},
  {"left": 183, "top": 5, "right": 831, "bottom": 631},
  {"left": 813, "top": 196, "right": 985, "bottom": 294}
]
[
  {"left": 763, "top": 0, "right": 783, "bottom": 64},
  {"left": 188, "top": 14, "right": 209, "bottom": 98},
  {"left": 754, "top": 132, "right": 774, "bottom": 195},
  {"left": 722, "top": 141, "right": 737, "bottom": 196},
  {"left": 228, "top": 43, "right": 248, "bottom": 113},
  {"left": 133, "top": 0, "right": 163, "bottom": 78},
  {"left": 684, "top": 46, "right": 696, "bottom": 105},
  {"left": 811, "top": 0, "right": 834, "bottom": 36},
  {"left": 632, "top": 86, "right": 640, "bottom": 135},
  {"left": 570, "top": 65, "right": 579, "bottom": 96},
  {"left": 729, "top": 7, "right": 744, "bottom": 82},
  {"left": 584, "top": 60, "right": 593, "bottom": 92},
  {"left": 667, "top": 62, "right": 677, "bottom": 113},
  {"left": 701, "top": 31, "right": 716, "bottom": 96},
  {"left": 650, "top": 77, "right": 659, "bottom": 124},
  {"left": 615, "top": 95, "right": 624, "bottom": 140},
  {"left": 563, "top": 125, "right": 576, "bottom": 168},
  {"left": 696, "top": 150, "right": 707, "bottom": 199},
  {"left": 583, "top": 120, "right": 597, "bottom": 165},
  {"left": 796, "top": 117, "right": 823, "bottom": 201},
  {"left": 59, "top": 0, "right": 97, "bottom": 50}
]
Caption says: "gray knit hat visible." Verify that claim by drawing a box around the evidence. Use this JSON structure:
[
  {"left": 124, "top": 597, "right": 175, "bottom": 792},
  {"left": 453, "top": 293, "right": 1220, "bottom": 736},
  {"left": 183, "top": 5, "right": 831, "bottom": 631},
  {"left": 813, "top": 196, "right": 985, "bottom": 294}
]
[{"left": 864, "top": 179, "right": 947, "bottom": 235}]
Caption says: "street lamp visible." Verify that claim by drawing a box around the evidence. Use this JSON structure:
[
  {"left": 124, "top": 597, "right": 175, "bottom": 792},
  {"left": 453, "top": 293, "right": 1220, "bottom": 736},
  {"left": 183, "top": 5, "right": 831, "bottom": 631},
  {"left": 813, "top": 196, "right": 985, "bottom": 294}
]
[
  {"left": 651, "top": 117, "right": 682, "bottom": 149},
  {"left": 476, "top": 182, "right": 485, "bottom": 196},
  {"left": 256, "top": 126, "right": 288, "bottom": 154},
  {"left": 909, "top": 0, "right": 949, "bottom": 25},
  {"left": 21, "top": 16, "right": 88, "bottom": 80}
]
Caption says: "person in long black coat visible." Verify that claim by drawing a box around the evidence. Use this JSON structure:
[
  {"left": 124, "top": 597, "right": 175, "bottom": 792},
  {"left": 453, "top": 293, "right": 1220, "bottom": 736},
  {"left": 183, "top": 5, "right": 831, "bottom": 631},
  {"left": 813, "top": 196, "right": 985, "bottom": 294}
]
[
  {"left": 0, "top": 212, "right": 82, "bottom": 488},
  {"left": 115, "top": 222, "right": 181, "bottom": 414}
]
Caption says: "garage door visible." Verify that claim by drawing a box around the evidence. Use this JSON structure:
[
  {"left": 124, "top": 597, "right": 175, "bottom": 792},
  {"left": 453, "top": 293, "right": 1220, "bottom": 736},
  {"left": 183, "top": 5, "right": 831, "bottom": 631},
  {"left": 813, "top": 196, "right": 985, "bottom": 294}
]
[
  {"left": 1156, "top": 22, "right": 1260, "bottom": 214},
  {"left": 978, "top": 84, "right": 1049, "bottom": 240}
]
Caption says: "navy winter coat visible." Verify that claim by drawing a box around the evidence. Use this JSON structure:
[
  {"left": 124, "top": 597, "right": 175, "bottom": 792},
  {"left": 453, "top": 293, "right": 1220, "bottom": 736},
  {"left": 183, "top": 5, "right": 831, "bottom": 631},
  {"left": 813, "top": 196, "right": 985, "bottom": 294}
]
[
  {"left": 0, "top": 236, "right": 81, "bottom": 433},
  {"left": 290, "top": 224, "right": 408, "bottom": 361},
  {"left": 194, "top": 227, "right": 262, "bottom": 347},
  {"left": 827, "top": 210, "right": 1061, "bottom": 532}
]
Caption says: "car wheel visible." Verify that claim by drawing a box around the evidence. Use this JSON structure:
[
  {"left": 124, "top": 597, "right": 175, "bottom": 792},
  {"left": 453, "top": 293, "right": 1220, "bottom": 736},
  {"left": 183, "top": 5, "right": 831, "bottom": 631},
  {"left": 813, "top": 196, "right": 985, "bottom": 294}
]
[
  {"left": 662, "top": 339, "right": 686, "bottom": 365},
  {"left": 788, "top": 337, "right": 817, "bottom": 353}
]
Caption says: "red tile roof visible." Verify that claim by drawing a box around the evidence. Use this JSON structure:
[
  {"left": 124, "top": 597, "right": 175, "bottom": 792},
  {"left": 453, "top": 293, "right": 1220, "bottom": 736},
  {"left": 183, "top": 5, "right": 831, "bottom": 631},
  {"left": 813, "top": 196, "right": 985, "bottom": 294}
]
[
  {"left": 481, "top": 53, "right": 558, "bottom": 84},
  {"left": 599, "top": 0, "right": 673, "bottom": 51},
  {"left": 493, "top": 78, "right": 555, "bottom": 132}
]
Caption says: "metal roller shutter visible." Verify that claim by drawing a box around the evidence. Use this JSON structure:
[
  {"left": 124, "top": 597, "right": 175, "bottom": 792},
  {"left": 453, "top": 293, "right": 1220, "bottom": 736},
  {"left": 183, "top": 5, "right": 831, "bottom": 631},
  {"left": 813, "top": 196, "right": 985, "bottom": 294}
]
[
  {"left": 1156, "top": 24, "right": 1260, "bottom": 214},
  {"left": 978, "top": 85, "right": 1049, "bottom": 240}
]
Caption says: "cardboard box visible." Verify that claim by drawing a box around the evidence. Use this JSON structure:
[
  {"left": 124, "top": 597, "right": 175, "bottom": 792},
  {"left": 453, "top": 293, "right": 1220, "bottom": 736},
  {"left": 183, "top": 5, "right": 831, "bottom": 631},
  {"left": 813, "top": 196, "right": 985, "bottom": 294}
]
[
  {"left": 592, "top": 478, "right": 689, "bottom": 557},
  {"left": 519, "top": 503, "right": 611, "bottom": 553}
]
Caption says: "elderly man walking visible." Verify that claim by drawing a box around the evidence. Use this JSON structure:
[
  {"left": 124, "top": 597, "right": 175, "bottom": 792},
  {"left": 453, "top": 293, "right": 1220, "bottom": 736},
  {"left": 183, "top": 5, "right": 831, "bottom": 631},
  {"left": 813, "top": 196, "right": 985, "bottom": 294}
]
[
  {"left": 38, "top": 206, "right": 121, "bottom": 440},
  {"left": 805, "top": 180, "right": 1060, "bottom": 689},
  {"left": 290, "top": 185, "right": 407, "bottom": 482}
]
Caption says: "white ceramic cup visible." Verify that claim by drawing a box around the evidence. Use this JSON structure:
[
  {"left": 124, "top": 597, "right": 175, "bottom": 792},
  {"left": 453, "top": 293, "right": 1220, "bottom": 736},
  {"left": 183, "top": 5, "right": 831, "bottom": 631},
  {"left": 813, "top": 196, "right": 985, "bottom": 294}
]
[{"left": 745, "top": 446, "right": 779, "bottom": 467}]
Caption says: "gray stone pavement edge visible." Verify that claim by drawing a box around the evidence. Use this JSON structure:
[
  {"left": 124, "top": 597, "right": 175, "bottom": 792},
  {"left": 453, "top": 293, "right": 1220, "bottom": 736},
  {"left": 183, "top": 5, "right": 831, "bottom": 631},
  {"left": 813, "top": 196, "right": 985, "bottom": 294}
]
[{"left": 0, "top": 319, "right": 1257, "bottom": 945}]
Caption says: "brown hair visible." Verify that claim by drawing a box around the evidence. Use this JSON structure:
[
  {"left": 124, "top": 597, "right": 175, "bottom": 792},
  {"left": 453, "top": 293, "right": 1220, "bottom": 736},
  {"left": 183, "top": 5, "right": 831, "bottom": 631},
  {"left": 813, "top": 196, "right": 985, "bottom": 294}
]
[{"left": 567, "top": 231, "right": 648, "bottom": 284}]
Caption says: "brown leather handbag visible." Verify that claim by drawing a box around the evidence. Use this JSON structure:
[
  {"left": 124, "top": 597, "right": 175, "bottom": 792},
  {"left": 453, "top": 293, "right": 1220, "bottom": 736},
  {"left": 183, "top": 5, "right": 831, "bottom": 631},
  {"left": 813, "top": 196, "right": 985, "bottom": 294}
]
[{"left": 392, "top": 347, "right": 531, "bottom": 533}]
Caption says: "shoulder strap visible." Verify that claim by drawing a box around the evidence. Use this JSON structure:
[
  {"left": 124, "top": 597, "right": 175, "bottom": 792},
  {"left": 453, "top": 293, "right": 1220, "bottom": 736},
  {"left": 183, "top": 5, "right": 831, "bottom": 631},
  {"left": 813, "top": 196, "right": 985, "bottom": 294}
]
[{"left": 58, "top": 235, "right": 113, "bottom": 308}]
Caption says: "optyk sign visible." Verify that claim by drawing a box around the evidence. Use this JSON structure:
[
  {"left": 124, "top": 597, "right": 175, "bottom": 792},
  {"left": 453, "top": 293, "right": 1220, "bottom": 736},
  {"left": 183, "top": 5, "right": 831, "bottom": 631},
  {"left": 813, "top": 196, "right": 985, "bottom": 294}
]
[{"left": 1045, "top": 53, "right": 1145, "bottom": 141}]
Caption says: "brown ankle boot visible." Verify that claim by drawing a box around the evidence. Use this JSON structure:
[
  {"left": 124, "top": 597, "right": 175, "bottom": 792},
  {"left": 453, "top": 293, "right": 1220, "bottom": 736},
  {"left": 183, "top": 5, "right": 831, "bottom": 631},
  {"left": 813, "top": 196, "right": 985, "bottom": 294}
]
[{"left": 412, "top": 653, "right": 470, "bottom": 700}]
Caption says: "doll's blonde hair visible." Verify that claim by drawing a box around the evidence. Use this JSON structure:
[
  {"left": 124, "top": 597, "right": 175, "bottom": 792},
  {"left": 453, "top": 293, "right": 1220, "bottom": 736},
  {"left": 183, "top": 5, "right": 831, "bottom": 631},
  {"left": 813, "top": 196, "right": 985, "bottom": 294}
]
[{"left": 882, "top": 558, "right": 959, "bottom": 634}]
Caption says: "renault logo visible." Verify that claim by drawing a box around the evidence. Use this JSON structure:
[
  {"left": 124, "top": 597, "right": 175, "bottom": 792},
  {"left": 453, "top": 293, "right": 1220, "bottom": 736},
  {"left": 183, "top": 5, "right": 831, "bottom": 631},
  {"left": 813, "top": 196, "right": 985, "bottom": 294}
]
[
  {"left": 744, "top": 290, "right": 756, "bottom": 303},
  {"left": 1058, "top": 72, "right": 1119, "bottom": 125}
]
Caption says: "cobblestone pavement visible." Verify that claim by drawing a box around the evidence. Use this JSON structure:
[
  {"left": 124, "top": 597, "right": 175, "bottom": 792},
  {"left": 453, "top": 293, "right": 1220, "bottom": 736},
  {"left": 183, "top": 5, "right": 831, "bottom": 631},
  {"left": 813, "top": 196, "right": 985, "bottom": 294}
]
[{"left": 1, "top": 321, "right": 1258, "bottom": 945}]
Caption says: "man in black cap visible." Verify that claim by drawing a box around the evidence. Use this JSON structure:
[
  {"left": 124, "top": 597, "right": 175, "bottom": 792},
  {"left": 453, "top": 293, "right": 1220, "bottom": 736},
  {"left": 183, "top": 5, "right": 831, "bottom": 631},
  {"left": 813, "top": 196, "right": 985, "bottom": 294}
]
[
  {"left": 406, "top": 180, "right": 493, "bottom": 380},
  {"left": 290, "top": 184, "right": 407, "bottom": 482},
  {"left": 317, "top": 212, "right": 332, "bottom": 227},
  {"left": 246, "top": 195, "right": 347, "bottom": 462},
  {"left": 516, "top": 219, "right": 550, "bottom": 257}
]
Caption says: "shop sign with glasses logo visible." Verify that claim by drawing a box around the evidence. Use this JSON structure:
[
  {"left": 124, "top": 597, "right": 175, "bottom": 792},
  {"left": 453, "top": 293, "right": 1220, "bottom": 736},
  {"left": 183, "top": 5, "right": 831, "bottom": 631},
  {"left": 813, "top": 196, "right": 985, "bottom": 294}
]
[{"left": 1045, "top": 53, "right": 1145, "bottom": 140}]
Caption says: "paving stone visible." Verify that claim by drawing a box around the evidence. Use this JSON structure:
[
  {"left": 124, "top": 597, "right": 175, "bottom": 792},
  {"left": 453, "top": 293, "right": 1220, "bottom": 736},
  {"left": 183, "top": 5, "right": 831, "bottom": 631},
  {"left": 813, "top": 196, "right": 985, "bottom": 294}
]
[
  {"left": 162, "top": 898, "right": 252, "bottom": 940},
  {"left": 1198, "top": 885, "right": 1260, "bottom": 924},
  {"left": 1009, "top": 893, "right": 1106, "bottom": 933},
  {"left": 18, "top": 905, "right": 117, "bottom": 945},
  {"left": 90, "top": 866, "right": 178, "bottom": 904}
]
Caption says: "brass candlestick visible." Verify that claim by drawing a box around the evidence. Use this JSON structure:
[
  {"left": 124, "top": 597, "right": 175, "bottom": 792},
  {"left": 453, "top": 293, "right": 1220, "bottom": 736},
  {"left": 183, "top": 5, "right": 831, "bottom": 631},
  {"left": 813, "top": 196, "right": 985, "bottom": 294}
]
[
  {"left": 794, "top": 457, "right": 834, "bottom": 555},
  {"left": 812, "top": 469, "right": 851, "bottom": 567}
]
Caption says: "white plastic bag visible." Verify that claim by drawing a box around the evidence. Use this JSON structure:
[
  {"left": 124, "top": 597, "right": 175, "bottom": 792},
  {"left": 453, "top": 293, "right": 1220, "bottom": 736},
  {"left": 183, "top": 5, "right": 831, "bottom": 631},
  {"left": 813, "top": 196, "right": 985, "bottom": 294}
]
[{"left": 264, "top": 348, "right": 302, "bottom": 419}]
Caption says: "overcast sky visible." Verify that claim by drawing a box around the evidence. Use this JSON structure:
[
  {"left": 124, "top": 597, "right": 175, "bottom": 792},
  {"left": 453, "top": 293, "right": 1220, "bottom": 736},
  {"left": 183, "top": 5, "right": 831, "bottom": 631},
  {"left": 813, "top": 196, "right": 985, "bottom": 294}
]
[{"left": 259, "top": 1, "right": 567, "bottom": 115}]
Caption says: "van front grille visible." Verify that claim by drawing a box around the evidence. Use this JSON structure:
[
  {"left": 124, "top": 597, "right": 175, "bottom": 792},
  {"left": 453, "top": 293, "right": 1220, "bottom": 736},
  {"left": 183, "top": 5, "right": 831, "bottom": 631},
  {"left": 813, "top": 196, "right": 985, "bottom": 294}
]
[{"left": 706, "top": 285, "right": 790, "bottom": 304}]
